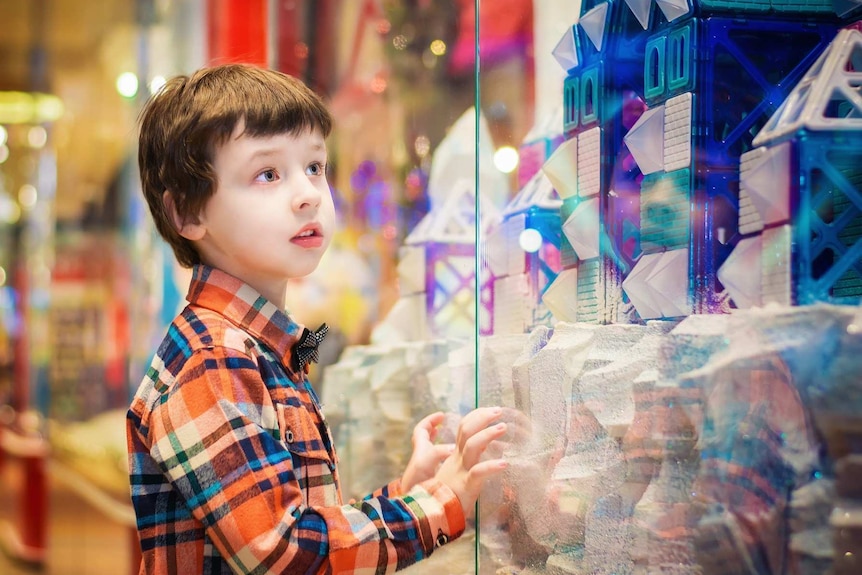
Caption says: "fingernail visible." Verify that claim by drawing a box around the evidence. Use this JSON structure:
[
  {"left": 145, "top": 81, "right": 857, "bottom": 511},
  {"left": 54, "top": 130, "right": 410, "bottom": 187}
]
[
  {"left": 493, "top": 407, "right": 502, "bottom": 415},
  {"left": 497, "top": 423, "right": 507, "bottom": 431},
  {"left": 498, "top": 461, "right": 508, "bottom": 468}
]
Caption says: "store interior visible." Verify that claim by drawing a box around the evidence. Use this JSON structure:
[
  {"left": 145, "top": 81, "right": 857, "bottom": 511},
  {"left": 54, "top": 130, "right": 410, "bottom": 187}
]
[{"left": 2, "top": 0, "right": 862, "bottom": 574}]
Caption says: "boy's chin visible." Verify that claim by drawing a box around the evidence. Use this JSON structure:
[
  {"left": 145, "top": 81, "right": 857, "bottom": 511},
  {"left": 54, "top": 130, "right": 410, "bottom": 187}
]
[{"left": 288, "top": 261, "right": 323, "bottom": 280}]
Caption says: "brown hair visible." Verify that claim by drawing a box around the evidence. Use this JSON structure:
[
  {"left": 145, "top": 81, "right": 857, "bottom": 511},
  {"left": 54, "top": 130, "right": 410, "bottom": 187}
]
[{"left": 137, "top": 64, "right": 333, "bottom": 267}]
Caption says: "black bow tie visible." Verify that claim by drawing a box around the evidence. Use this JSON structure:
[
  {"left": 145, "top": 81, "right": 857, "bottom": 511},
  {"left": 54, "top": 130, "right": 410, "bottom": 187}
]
[{"left": 292, "top": 323, "right": 329, "bottom": 374}]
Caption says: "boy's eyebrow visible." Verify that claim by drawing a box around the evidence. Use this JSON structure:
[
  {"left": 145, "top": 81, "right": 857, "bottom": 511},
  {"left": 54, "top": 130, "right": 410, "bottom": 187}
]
[
  {"left": 248, "top": 148, "right": 282, "bottom": 160},
  {"left": 246, "top": 142, "right": 327, "bottom": 162}
]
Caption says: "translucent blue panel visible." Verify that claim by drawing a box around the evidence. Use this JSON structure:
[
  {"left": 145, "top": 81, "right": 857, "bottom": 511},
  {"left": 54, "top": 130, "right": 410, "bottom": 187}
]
[
  {"left": 580, "top": 65, "right": 602, "bottom": 127},
  {"left": 796, "top": 135, "right": 862, "bottom": 304},
  {"left": 666, "top": 23, "right": 693, "bottom": 92},
  {"left": 644, "top": 35, "right": 667, "bottom": 100},
  {"left": 564, "top": 75, "right": 580, "bottom": 133}
]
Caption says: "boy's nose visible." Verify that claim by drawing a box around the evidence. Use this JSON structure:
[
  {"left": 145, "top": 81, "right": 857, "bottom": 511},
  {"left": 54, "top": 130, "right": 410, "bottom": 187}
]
[{"left": 293, "top": 178, "right": 322, "bottom": 210}]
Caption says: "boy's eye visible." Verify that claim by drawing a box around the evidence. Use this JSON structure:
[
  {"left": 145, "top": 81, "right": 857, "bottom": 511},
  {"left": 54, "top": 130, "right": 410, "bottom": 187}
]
[
  {"left": 306, "top": 162, "right": 326, "bottom": 176},
  {"left": 255, "top": 169, "right": 278, "bottom": 183}
]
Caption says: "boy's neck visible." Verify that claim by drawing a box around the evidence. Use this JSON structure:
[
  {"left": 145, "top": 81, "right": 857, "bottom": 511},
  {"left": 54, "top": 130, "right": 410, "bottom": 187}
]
[{"left": 205, "top": 263, "right": 289, "bottom": 309}]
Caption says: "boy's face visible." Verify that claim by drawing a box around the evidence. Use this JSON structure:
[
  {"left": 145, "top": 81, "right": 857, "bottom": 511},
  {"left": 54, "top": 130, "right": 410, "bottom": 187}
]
[{"left": 186, "top": 122, "right": 335, "bottom": 303}]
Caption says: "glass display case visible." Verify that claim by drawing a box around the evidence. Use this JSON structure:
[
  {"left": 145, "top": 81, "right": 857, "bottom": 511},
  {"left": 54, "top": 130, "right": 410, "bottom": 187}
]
[{"left": 317, "top": 1, "right": 862, "bottom": 574}]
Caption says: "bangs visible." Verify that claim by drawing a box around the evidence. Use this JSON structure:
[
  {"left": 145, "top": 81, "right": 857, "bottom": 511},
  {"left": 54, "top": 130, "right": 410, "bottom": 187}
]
[
  {"left": 237, "top": 76, "right": 333, "bottom": 139},
  {"left": 191, "top": 66, "right": 332, "bottom": 148}
]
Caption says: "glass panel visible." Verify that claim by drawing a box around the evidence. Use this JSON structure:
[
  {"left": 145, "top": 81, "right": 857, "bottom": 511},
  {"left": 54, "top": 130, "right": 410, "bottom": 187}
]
[
  {"left": 283, "top": 2, "right": 480, "bottom": 573},
  {"left": 477, "top": 3, "right": 862, "bottom": 575}
]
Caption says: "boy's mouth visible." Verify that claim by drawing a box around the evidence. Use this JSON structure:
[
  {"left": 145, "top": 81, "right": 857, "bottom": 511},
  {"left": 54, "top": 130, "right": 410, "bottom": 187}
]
[
  {"left": 292, "top": 224, "right": 324, "bottom": 247},
  {"left": 293, "top": 224, "right": 322, "bottom": 238}
]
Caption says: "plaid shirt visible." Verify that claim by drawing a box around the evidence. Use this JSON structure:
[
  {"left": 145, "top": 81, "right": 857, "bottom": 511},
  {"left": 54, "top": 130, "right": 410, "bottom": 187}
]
[{"left": 127, "top": 265, "right": 465, "bottom": 574}]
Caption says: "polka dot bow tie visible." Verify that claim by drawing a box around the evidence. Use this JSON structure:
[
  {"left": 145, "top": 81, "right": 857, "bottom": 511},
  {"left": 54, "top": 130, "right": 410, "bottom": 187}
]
[{"left": 292, "top": 323, "right": 329, "bottom": 374}]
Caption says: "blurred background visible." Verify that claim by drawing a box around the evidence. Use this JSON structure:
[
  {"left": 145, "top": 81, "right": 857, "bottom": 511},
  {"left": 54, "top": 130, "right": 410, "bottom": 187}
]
[
  {"left": 0, "top": 0, "right": 540, "bottom": 573},
  {"left": 7, "top": 1, "right": 860, "bottom": 574}
]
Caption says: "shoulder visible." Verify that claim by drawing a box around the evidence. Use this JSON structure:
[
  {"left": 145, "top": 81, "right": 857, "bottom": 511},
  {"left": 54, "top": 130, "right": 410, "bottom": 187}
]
[
  {"left": 160, "top": 305, "right": 262, "bottom": 363},
  {"left": 130, "top": 305, "right": 265, "bottom": 408},
  {"left": 129, "top": 306, "right": 281, "bottom": 438}
]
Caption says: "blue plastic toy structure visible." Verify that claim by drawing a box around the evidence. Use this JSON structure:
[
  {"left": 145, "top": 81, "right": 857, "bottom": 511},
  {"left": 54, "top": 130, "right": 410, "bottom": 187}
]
[{"left": 536, "top": 0, "right": 860, "bottom": 324}]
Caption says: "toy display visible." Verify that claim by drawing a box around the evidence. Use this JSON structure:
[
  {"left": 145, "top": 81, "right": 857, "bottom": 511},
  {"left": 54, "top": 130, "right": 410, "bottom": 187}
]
[
  {"left": 722, "top": 28, "right": 862, "bottom": 307},
  {"left": 535, "top": 1, "right": 845, "bottom": 324}
]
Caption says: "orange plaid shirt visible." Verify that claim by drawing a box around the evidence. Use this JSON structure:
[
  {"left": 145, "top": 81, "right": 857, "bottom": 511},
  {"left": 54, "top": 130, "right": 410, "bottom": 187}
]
[{"left": 127, "top": 265, "right": 465, "bottom": 574}]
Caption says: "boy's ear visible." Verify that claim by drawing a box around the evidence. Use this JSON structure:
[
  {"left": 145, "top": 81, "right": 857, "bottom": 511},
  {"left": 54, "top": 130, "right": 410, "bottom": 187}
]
[{"left": 163, "top": 190, "right": 205, "bottom": 241}]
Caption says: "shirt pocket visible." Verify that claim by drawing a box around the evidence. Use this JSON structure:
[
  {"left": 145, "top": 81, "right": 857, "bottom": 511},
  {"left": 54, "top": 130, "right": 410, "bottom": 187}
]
[{"left": 275, "top": 402, "right": 332, "bottom": 464}]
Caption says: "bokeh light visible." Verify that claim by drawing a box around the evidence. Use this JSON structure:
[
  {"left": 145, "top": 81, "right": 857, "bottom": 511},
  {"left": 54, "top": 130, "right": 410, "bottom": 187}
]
[
  {"left": 0, "top": 194, "right": 21, "bottom": 223},
  {"left": 493, "top": 146, "right": 520, "bottom": 174},
  {"left": 519, "top": 228, "right": 543, "bottom": 253},
  {"left": 370, "top": 75, "right": 387, "bottom": 94},
  {"left": 376, "top": 19, "right": 391, "bottom": 34},
  {"left": 18, "top": 184, "right": 38, "bottom": 208},
  {"left": 116, "top": 72, "right": 139, "bottom": 99},
  {"left": 430, "top": 39, "right": 446, "bottom": 56},
  {"left": 149, "top": 75, "right": 167, "bottom": 94},
  {"left": 28, "top": 126, "right": 47, "bottom": 148},
  {"left": 414, "top": 135, "right": 431, "bottom": 158}
]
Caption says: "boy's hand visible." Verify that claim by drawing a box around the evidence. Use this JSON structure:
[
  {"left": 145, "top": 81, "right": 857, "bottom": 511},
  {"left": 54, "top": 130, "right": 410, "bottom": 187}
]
[
  {"left": 401, "top": 412, "right": 456, "bottom": 493},
  {"left": 434, "top": 406, "right": 508, "bottom": 518}
]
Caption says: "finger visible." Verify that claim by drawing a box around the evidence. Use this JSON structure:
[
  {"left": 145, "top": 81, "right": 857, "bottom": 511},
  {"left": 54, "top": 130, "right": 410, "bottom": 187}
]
[
  {"left": 416, "top": 411, "right": 445, "bottom": 430},
  {"left": 484, "top": 438, "right": 507, "bottom": 460},
  {"left": 456, "top": 407, "right": 503, "bottom": 448},
  {"left": 461, "top": 422, "right": 508, "bottom": 467},
  {"left": 413, "top": 411, "right": 445, "bottom": 445},
  {"left": 466, "top": 458, "right": 508, "bottom": 491},
  {"left": 486, "top": 431, "right": 519, "bottom": 456}
]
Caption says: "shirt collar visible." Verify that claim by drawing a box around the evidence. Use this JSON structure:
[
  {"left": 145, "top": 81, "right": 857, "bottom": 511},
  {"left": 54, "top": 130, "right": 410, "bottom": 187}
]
[{"left": 186, "top": 264, "right": 305, "bottom": 375}]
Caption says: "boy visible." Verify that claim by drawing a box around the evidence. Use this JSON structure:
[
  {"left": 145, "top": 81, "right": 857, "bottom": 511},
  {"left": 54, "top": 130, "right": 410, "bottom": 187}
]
[{"left": 127, "top": 63, "right": 507, "bottom": 575}]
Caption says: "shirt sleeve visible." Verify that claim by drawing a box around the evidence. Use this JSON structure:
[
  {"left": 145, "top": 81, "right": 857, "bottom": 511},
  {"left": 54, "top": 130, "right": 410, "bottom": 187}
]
[
  {"left": 366, "top": 479, "right": 404, "bottom": 499},
  {"left": 147, "top": 346, "right": 465, "bottom": 574}
]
